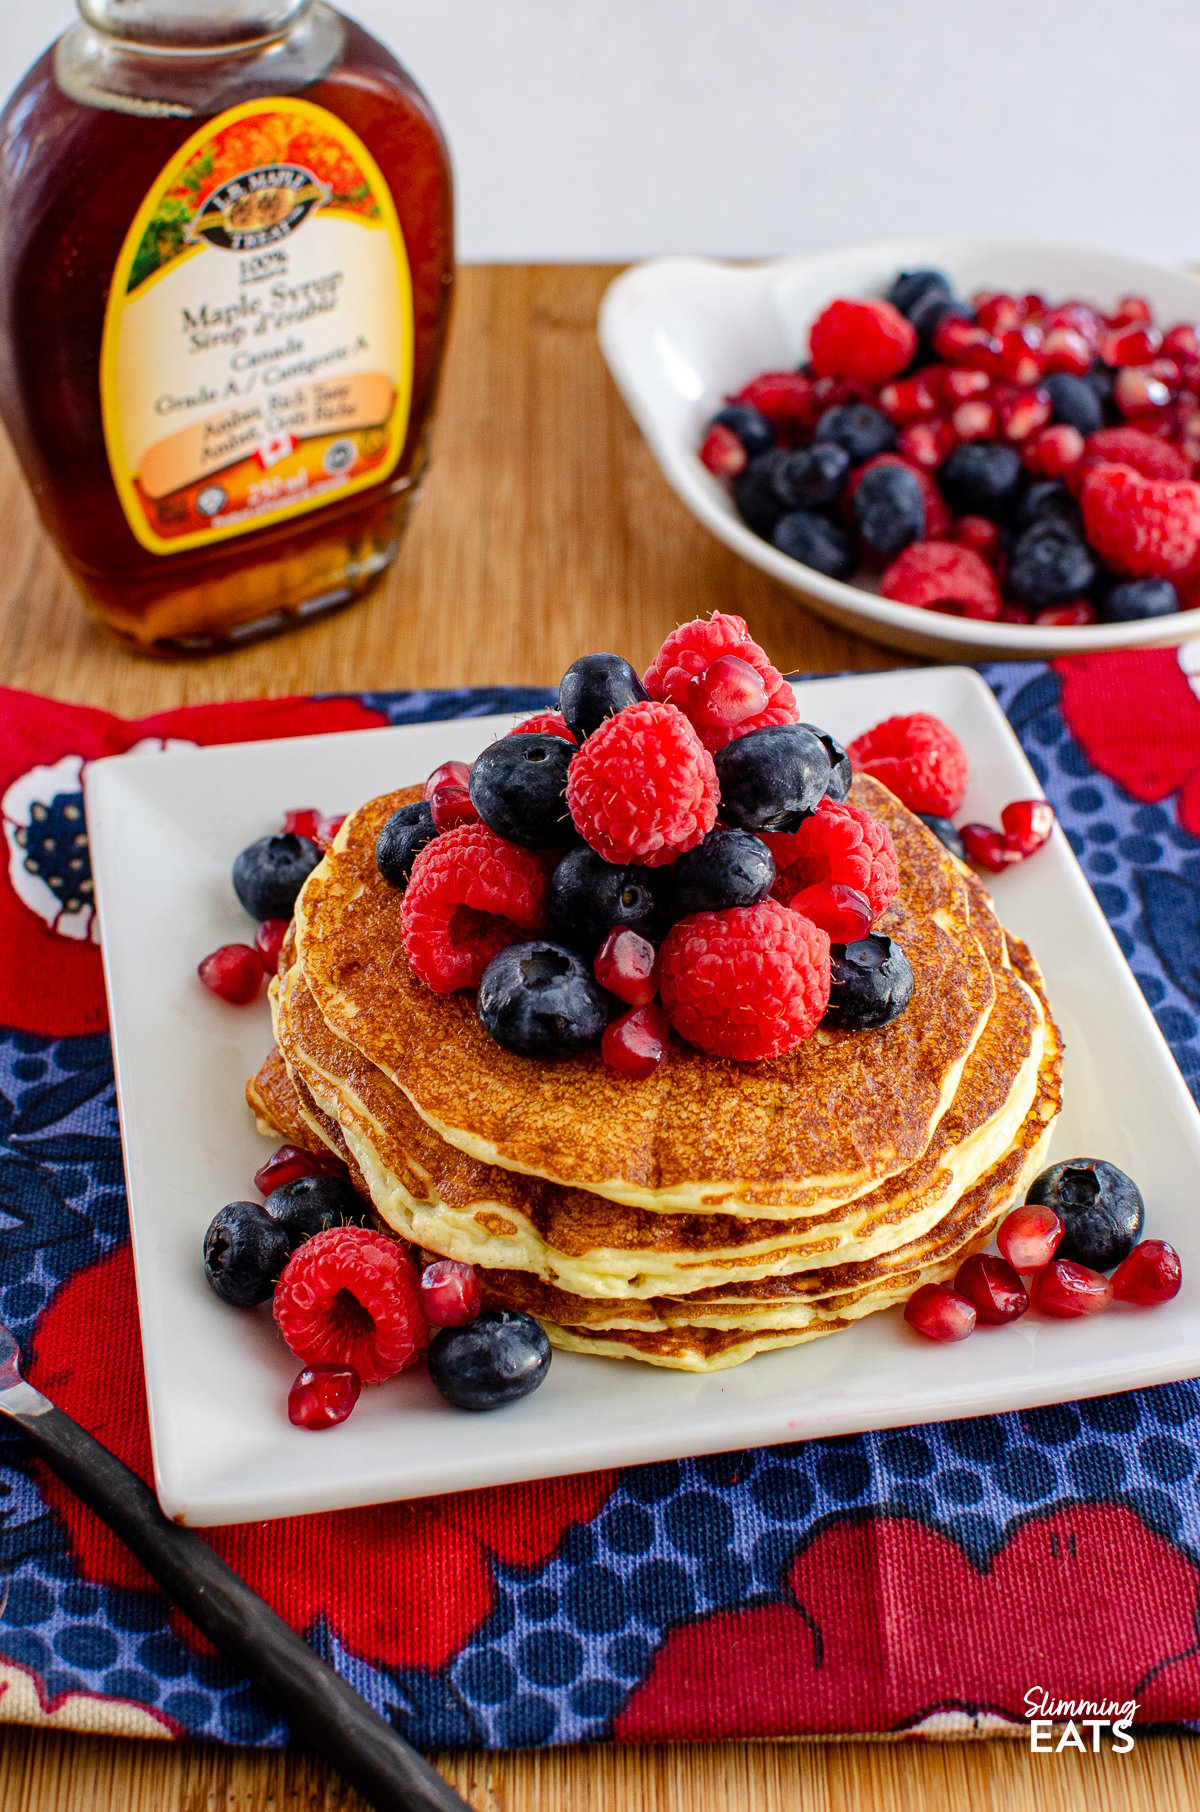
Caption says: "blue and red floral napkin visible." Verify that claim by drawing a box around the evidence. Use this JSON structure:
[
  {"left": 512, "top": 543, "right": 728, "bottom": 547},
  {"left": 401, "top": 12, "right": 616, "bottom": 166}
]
[{"left": 1, "top": 653, "right": 1199, "bottom": 1749}]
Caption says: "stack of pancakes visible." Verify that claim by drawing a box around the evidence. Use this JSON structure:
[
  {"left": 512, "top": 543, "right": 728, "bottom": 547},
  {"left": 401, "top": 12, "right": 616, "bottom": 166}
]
[{"left": 247, "top": 774, "right": 1062, "bottom": 1371}]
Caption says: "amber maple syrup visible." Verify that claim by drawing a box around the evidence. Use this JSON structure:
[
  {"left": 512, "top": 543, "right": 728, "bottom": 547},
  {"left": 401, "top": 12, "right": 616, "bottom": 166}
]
[{"left": 0, "top": 1, "right": 454, "bottom": 652}]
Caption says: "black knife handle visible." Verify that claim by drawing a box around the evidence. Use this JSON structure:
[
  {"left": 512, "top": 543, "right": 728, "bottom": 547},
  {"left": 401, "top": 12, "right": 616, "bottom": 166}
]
[{"left": 12, "top": 1399, "right": 471, "bottom": 1812}]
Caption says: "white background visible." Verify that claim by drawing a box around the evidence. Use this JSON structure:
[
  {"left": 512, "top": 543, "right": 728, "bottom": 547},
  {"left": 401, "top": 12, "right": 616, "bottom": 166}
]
[{"left": 7, "top": 1, "right": 1200, "bottom": 264}]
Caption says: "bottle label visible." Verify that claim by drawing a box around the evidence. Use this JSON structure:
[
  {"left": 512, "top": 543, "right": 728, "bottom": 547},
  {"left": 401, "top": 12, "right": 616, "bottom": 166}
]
[{"left": 100, "top": 98, "right": 413, "bottom": 555}]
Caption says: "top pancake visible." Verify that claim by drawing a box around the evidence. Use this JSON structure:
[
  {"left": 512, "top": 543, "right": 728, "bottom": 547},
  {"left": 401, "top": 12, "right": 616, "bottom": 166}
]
[{"left": 294, "top": 774, "right": 997, "bottom": 1212}]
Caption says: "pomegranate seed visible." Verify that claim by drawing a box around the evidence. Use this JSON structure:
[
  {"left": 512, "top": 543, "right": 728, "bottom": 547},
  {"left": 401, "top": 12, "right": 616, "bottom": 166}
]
[
  {"left": 1042, "top": 301, "right": 1104, "bottom": 347},
  {"left": 283, "top": 807, "right": 323, "bottom": 842},
  {"left": 787, "top": 881, "right": 874, "bottom": 943},
  {"left": 959, "top": 823, "right": 1022, "bottom": 873},
  {"left": 699, "top": 423, "right": 747, "bottom": 477},
  {"left": 898, "top": 420, "right": 956, "bottom": 469},
  {"left": 1029, "top": 1260, "right": 1113, "bottom": 1318},
  {"left": 318, "top": 814, "right": 346, "bottom": 848},
  {"left": 932, "top": 316, "right": 1001, "bottom": 371},
  {"left": 686, "top": 654, "right": 768, "bottom": 729},
  {"left": 255, "top": 917, "right": 289, "bottom": 974},
  {"left": 1115, "top": 368, "right": 1174, "bottom": 415},
  {"left": 951, "top": 400, "right": 998, "bottom": 442},
  {"left": 1000, "top": 798, "right": 1055, "bottom": 856},
  {"left": 420, "top": 1259, "right": 484, "bottom": 1327},
  {"left": 429, "top": 784, "right": 479, "bottom": 831},
  {"left": 734, "top": 371, "right": 819, "bottom": 432},
  {"left": 1112, "top": 293, "right": 1153, "bottom": 327},
  {"left": 952, "top": 515, "right": 1003, "bottom": 562},
  {"left": 998, "top": 605, "right": 1032, "bottom": 624},
  {"left": 254, "top": 1143, "right": 341, "bottom": 1197},
  {"left": 423, "top": 761, "right": 470, "bottom": 801},
  {"left": 1023, "top": 424, "right": 1085, "bottom": 479},
  {"left": 997, "top": 1203, "right": 1064, "bottom": 1272},
  {"left": 974, "top": 293, "right": 1022, "bottom": 335},
  {"left": 1019, "top": 292, "right": 1046, "bottom": 323},
  {"left": 1040, "top": 327, "right": 1092, "bottom": 377},
  {"left": 288, "top": 1364, "right": 361, "bottom": 1430},
  {"left": 997, "top": 327, "right": 1044, "bottom": 387},
  {"left": 594, "top": 927, "right": 661, "bottom": 1007},
  {"left": 903, "top": 1283, "right": 976, "bottom": 1342},
  {"left": 1101, "top": 323, "right": 1162, "bottom": 368},
  {"left": 1164, "top": 323, "right": 1200, "bottom": 362},
  {"left": 602, "top": 1002, "right": 669, "bottom": 1078},
  {"left": 943, "top": 367, "right": 991, "bottom": 403},
  {"left": 1035, "top": 600, "right": 1095, "bottom": 627},
  {"left": 954, "top": 1253, "right": 1029, "bottom": 1325},
  {"left": 198, "top": 944, "right": 262, "bottom": 1005},
  {"left": 995, "top": 386, "right": 1052, "bottom": 443},
  {"left": 1111, "top": 1240, "right": 1182, "bottom": 1307},
  {"left": 878, "top": 371, "right": 943, "bottom": 424}
]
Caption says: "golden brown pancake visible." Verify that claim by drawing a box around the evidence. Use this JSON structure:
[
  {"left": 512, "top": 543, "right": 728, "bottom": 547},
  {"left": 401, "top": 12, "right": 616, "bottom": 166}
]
[{"left": 294, "top": 777, "right": 998, "bottom": 1213}]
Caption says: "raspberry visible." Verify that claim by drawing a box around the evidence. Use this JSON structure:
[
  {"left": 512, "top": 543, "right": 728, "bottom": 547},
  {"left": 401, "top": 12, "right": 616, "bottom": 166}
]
[
  {"left": 400, "top": 823, "right": 551, "bottom": 993},
  {"left": 880, "top": 541, "right": 1002, "bottom": 619},
  {"left": 765, "top": 798, "right": 900, "bottom": 919},
  {"left": 1080, "top": 463, "right": 1200, "bottom": 578},
  {"left": 1083, "top": 427, "right": 1191, "bottom": 482},
  {"left": 843, "top": 455, "right": 951, "bottom": 539},
  {"left": 507, "top": 710, "right": 577, "bottom": 743},
  {"left": 846, "top": 712, "right": 969, "bottom": 817},
  {"left": 642, "top": 611, "right": 799, "bottom": 752},
  {"left": 273, "top": 1226, "right": 427, "bottom": 1384},
  {"left": 566, "top": 701, "right": 719, "bottom": 866},
  {"left": 732, "top": 371, "right": 819, "bottom": 434},
  {"left": 809, "top": 297, "right": 916, "bottom": 387},
  {"left": 659, "top": 900, "right": 830, "bottom": 1061}
]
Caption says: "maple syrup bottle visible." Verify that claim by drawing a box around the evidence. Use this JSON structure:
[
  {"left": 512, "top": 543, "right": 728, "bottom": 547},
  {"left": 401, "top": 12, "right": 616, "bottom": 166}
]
[{"left": 0, "top": 1, "right": 454, "bottom": 652}]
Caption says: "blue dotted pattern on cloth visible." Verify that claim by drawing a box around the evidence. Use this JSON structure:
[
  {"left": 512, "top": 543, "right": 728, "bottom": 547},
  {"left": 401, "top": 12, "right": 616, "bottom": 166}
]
[{"left": 2, "top": 666, "right": 1200, "bottom": 1750}]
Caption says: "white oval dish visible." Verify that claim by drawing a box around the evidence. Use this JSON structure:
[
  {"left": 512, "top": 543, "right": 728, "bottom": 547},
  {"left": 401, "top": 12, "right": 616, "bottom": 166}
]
[{"left": 598, "top": 238, "right": 1200, "bottom": 660}]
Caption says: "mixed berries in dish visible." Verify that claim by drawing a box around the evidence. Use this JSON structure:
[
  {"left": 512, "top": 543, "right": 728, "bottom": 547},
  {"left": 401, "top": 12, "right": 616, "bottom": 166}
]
[{"left": 700, "top": 272, "right": 1200, "bottom": 625}]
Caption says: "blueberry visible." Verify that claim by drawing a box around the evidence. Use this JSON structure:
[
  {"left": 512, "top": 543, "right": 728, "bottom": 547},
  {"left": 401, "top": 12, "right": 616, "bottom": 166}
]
[
  {"left": 1099, "top": 579, "right": 1180, "bottom": 622},
  {"left": 824, "top": 935, "right": 914, "bottom": 1030},
  {"left": 813, "top": 403, "right": 897, "bottom": 464},
  {"left": 428, "top": 1308, "right": 551, "bottom": 1411},
  {"left": 550, "top": 848, "right": 670, "bottom": 955},
  {"left": 886, "top": 269, "right": 952, "bottom": 320},
  {"left": 557, "top": 653, "right": 647, "bottom": 743},
  {"left": 775, "top": 442, "right": 851, "bottom": 510},
  {"left": 478, "top": 941, "right": 608, "bottom": 1059},
  {"left": 232, "top": 834, "right": 323, "bottom": 921},
  {"left": 938, "top": 442, "right": 1024, "bottom": 520},
  {"left": 1026, "top": 1159, "right": 1145, "bottom": 1271},
  {"left": 852, "top": 463, "right": 925, "bottom": 557},
  {"left": 771, "top": 512, "right": 855, "bottom": 580},
  {"left": 263, "top": 1174, "right": 370, "bottom": 1247},
  {"left": 1014, "top": 480, "right": 1082, "bottom": 536},
  {"left": 917, "top": 814, "right": 967, "bottom": 861},
  {"left": 792, "top": 723, "right": 850, "bottom": 802},
  {"left": 1007, "top": 523, "right": 1097, "bottom": 608},
  {"left": 468, "top": 734, "right": 574, "bottom": 847},
  {"left": 673, "top": 829, "right": 774, "bottom": 915},
  {"left": 203, "top": 1201, "right": 291, "bottom": 1306},
  {"left": 1042, "top": 372, "right": 1104, "bottom": 438},
  {"left": 714, "top": 724, "right": 831, "bottom": 833},
  {"left": 712, "top": 403, "right": 774, "bottom": 457},
  {"left": 375, "top": 802, "right": 435, "bottom": 888},
  {"left": 1083, "top": 364, "right": 1118, "bottom": 423},
  {"left": 734, "top": 452, "right": 789, "bottom": 537}
]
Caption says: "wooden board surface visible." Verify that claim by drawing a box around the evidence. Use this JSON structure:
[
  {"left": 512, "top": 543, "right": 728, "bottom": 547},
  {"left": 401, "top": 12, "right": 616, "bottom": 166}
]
[{"left": 0, "top": 263, "right": 1191, "bottom": 1807}]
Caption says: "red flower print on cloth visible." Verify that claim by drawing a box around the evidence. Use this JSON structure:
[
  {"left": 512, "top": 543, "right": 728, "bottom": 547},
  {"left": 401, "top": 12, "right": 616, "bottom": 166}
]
[
  {"left": 28, "top": 1247, "right": 615, "bottom": 1673},
  {"left": 1055, "top": 647, "right": 1200, "bottom": 837},
  {"left": 0, "top": 689, "right": 386, "bottom": 1038},
  {"left": 615, "top": 1508, "right": 1200, "bottom": 1740}
]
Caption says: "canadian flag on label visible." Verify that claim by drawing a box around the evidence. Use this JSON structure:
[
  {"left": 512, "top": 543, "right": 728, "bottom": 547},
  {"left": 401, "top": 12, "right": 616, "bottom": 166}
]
[{"left": 256, "top": 433, "right": 298, "bottom": 471}]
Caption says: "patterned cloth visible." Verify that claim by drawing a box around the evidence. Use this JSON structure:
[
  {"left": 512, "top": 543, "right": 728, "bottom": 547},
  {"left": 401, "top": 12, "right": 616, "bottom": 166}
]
[{"left": 1, "top": 655, "right": 1199, "bottom": 1749}]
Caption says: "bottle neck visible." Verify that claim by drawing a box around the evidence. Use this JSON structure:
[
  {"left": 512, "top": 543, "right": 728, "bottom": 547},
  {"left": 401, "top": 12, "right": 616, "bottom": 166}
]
[
  {"left": 57, "top": 0, "right": 344, "bottom": 116},
  {"left": 75, "top": 0, "right": 315, "bottom": 52}
]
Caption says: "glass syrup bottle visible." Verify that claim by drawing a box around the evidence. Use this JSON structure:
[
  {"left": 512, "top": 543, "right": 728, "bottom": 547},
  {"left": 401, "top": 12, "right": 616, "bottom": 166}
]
[{"left": 0, "top": 0, "right": 454, "bottom": 652}]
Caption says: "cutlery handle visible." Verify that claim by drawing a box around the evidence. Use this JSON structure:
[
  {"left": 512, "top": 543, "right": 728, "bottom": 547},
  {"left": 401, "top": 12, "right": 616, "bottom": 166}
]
[{"left": 13, "top": 1400, "right": 471, "bottom": 1812}]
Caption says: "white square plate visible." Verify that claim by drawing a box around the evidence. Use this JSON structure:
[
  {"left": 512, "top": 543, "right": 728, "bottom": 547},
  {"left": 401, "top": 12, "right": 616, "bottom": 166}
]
[
  {"left": 86, "top": 669, "right": 1200, "bottom": 1527},
  {"left": 598, "top": 237, "right": 1200, "bottom": 660}
]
